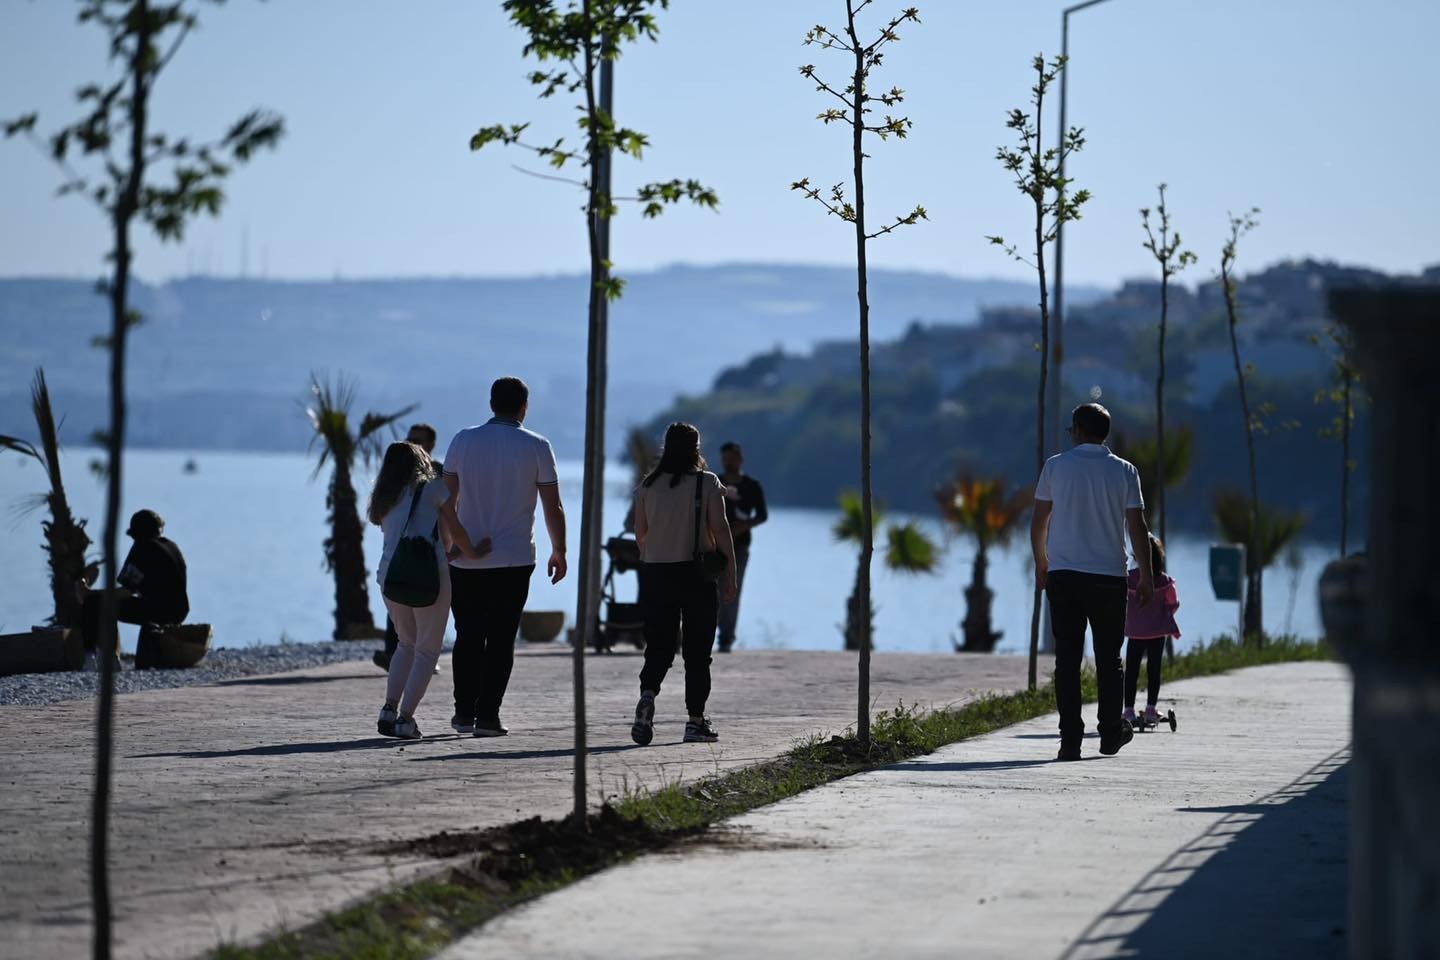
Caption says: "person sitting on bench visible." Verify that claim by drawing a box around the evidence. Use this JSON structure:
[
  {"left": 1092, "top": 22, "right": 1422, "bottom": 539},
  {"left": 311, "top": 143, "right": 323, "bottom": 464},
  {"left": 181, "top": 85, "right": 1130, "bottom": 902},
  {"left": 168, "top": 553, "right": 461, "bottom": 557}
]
[{"left": 80, "top": 509, "right": 190, "bottom": 660}]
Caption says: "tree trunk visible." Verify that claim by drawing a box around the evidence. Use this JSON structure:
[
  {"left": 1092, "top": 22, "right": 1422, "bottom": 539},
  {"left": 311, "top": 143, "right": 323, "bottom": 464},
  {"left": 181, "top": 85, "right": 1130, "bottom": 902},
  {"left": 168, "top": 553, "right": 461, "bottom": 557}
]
[
  {"left": 94, "top": 6, "right": 151, "bottom": 956},
  {"left": 1340, "top": 370, "right": 1351, "bottom": 557},
  {"left": 1222, "top": 261, "right": 1263, "bottom": 643},
  {"left": 570, "top": 6, "right": 609, "bottom": 826},
  {"left": 46, "top": 503, "right": 92, "bottom": 629},
  {"left": 961, "top": 545, "right": 998, "bottom": 653},
  {"left": 1156, "top": 269, "right": 1169, "bottom": 544},
  {"left": 845, "top": 3, "right": 874, "bottom": 746},
  {"left": 326, "top": 456, "right": 374, "bottom": 639},
  {"left": 1026, "top": 58, "right": 1050, "bottom": 691},
  {"left": 844, "top": 552, "right": 867, "bottom": 652}
]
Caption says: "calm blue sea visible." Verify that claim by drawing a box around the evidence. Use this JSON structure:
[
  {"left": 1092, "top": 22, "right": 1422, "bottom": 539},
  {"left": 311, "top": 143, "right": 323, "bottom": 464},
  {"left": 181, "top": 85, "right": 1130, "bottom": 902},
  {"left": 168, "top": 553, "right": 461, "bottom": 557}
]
[{"left": 0, "top": 448, "right": 1330, "bottom": 653}]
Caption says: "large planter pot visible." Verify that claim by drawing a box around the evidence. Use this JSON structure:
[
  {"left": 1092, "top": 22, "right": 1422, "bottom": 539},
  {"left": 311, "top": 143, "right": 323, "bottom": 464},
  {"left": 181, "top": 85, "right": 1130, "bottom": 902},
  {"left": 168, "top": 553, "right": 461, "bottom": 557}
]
[
  {"left": 136, "top": 623, "right": 213, "bottom": 670},
  {"left": 0, "top": 627, "right": 85, "bottom": 677},
  {"left": 520, "top": 610, "right": 566, "bottom": 644}
]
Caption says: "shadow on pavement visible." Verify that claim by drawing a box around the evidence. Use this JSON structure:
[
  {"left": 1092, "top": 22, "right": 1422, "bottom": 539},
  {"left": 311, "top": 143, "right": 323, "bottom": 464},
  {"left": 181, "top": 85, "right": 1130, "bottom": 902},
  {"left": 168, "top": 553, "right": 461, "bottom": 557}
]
[
  {"left": 888, "top": 758, "right": 1075, "bottom": 773},
  {"left": 214, "top": 674, "right": 358, "bottom": 687},
  {"left": 408, "top": 743, "right": 645, "bottom": 762},
  {"left": 1060, "top": 748, "right": 1349, "bottom": 960},
  {"left": 131, "top": 738, "right": 412, "bottom": 759}
]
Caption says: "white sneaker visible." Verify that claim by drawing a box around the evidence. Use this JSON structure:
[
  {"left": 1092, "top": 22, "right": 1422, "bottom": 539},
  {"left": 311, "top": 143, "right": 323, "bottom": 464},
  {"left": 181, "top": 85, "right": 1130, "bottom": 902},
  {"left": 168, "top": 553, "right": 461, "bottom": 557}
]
[{"left": 393, "top": 716, "right": 421, "bottom": 740}]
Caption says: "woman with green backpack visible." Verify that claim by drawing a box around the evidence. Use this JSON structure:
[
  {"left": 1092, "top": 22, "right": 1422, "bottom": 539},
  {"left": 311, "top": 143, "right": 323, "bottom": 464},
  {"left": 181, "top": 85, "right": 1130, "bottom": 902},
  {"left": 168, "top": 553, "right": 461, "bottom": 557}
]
[{"left": 368, "top": 441, "right": 489, "bottom": 739}]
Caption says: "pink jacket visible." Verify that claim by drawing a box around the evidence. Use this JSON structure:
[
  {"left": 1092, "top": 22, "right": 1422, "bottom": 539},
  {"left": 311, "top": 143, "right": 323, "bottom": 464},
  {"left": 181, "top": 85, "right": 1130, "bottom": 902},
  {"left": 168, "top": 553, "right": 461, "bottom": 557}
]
[{"left": 1126, "top": 569, "right": 1180, "bottom": 639}]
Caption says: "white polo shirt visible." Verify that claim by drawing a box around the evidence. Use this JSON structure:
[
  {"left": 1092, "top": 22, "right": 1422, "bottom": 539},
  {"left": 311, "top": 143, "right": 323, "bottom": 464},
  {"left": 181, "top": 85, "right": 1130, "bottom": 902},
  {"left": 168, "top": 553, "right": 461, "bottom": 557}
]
[
  {"left": 1034, "top": 443, "right": 1143, "bottom": 578},
  {"left": 443, "top": 418, "right": 559, "bottom": 569}
]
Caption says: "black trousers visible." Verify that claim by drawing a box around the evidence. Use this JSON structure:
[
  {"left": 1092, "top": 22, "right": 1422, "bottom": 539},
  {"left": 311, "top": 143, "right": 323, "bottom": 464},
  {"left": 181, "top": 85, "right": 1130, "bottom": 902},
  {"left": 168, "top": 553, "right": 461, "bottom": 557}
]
[
  {"left": 80, "top": 590, "right": 160, "bottom": 653},
  {"left": 638, "top": 561, "right": 719, "bottom": 718},
  {"left": 1125, "top": 637, "right": 1166, "bottom": 708},
  {"left": 1047, "top": 569, "right": 1128, "bottom": 744},
  {"left": 449, "top": 564, "right": 534, "bottom": 722}
]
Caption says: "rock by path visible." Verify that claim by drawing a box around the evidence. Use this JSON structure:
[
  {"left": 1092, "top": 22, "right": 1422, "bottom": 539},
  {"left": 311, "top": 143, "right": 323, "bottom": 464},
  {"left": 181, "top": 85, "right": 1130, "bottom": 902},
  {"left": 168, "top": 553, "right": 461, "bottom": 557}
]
[
  {"left": 0, "top": 647, "right": 1027, "bottom": 960},
  {"left": 442, "top": 661, "right": 1352, "bottom": 960}
]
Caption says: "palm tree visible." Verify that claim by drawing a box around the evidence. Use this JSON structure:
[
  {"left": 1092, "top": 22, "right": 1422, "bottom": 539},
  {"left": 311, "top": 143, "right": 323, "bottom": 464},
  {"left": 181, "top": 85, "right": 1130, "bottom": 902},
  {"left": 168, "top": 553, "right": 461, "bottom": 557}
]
[
  {"left": 0, "top": 368, "right": 95, "bottom": 629},
  {"left": 1112, "top": 428, "right": 1195, "bottom": 530},
  {"left": 305, "top": 374, "right": 414, "bottom": 640},
  {"left": 935, "top": 473, "right": 1032, "bottom": 653},
  {"left": 1214, "top": 488, "right": 1309, "bottom": 638},
  {"left": 834, "top": 492, "right": 939, "bottom": 651}
]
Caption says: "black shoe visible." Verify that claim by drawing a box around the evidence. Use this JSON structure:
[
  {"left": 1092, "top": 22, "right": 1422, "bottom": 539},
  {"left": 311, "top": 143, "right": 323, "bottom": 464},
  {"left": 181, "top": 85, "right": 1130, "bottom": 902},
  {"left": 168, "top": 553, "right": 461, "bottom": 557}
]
[
  {"left": 372, "top": 651, "right": 391, "bottom": 671},
  {"left": 1099, "top": 720, "right": 1135, "bottom": 756},
  {"left": 683, "top": 717, "right": 719, "bottom": 743},
  {"left": 1057, "top": 742, "right": 1082, "bottom": 762},
  {"left": 473, "top": 718, "right": 509, "bottom": 738},
  {"left": 717, "top": 641, "right": 733, "bottom": 654},
  {"left": 377, "top": 703, "right": 398, "bottom": 737},
  {"left": 631, "top": 694, "right": 655, "bottom": 746},
  {"left": 450, "top": 714, "right": 475, "bottom": 734}
]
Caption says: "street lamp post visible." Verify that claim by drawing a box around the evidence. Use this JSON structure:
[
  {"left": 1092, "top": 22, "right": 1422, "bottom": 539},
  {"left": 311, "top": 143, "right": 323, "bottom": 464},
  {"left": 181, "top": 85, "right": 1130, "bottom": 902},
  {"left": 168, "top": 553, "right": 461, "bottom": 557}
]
[{"left": 1051, "top": 0, "right": 1115, "bottom": 456}]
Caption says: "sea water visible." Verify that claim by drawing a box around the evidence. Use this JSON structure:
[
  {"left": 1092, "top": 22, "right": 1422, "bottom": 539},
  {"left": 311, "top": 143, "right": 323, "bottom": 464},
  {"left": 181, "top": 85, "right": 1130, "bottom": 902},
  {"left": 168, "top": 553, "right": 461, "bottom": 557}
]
[{"left": 0, "top": 448, "right": 1330, "bottom": 653}]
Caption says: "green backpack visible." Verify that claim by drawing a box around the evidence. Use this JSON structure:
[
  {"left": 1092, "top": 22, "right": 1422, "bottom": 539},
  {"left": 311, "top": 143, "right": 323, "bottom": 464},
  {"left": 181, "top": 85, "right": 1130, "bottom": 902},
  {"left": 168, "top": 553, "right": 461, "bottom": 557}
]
[{"left": 383, "top": 481, "right": 440, "bottom": 607}]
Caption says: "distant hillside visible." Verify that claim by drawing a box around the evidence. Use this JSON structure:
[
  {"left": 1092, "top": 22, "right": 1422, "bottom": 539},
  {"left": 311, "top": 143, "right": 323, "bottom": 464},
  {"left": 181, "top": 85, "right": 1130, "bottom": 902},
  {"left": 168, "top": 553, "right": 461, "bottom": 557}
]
[
  {"left": 0, "top": 264, "right": 1100, "bottom": 457},
  {"left": 648, "top": 259, "right": 1439, "bottom": 538}
]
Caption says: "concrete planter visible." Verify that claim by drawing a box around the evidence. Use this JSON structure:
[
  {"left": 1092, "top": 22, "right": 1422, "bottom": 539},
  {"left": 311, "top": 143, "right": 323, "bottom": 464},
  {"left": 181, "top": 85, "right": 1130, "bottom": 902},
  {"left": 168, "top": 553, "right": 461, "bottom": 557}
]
[
  {"left": 0, "top": 627, "right": 85, "bottom": 677},
  {"left": 520, "top": 610, "right": 566, "bottom": 643}
]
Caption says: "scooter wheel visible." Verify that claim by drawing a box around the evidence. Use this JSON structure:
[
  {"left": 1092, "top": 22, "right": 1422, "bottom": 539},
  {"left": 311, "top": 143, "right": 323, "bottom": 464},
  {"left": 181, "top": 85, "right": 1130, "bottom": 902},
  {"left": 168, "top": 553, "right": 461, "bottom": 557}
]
[{"left": 1167, "top": 710, "right": 1177, "bottom": 732}]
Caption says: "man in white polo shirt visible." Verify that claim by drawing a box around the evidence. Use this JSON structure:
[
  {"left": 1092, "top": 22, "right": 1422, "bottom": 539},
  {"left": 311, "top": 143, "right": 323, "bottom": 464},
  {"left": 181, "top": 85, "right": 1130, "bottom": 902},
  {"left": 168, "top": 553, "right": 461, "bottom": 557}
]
[
  {"left": 1032, "top": 402, "right": 1154, "bottom": 761},
  {"left": 444, "top": 377, "right": 567, "bottom": 737}
]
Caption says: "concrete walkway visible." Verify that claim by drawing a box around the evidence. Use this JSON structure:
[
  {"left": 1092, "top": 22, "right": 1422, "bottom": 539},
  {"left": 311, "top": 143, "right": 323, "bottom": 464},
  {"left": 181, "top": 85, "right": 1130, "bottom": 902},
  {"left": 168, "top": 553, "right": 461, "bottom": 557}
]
[
  {"left": 0, "top": 647, "right": 1027, "bottom": 960},
  {"left": 443, "top": 661, "right": 1352, "bottom": 960}
]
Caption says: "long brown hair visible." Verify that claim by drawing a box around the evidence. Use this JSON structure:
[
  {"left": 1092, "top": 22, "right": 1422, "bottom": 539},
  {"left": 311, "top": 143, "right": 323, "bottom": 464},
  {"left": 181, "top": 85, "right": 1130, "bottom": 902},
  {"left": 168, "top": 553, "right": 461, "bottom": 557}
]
[
  {"left": 367, "top": 441, "right": 436, "bottom": 525},
  {"left": 1147, "top": 534, "right": 1167, "bottom": 576},
  {"left": 642, "top": 421, "right": 706, "bottom": 489}
]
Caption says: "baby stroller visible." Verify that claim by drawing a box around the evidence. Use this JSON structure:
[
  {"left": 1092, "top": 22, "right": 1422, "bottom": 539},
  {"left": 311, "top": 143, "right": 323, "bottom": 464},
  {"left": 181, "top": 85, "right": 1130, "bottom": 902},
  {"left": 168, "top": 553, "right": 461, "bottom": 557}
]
[{"left": 595, "top": 534, "right": 645, "bottom": 652}]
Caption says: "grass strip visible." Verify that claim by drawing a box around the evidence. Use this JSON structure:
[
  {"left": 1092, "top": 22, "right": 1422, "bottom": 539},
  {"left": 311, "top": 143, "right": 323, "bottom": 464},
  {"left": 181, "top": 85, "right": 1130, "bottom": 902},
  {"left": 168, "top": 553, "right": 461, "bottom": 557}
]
[{"left": 213, "top": 635, "right": 1330, "bottom": 959}]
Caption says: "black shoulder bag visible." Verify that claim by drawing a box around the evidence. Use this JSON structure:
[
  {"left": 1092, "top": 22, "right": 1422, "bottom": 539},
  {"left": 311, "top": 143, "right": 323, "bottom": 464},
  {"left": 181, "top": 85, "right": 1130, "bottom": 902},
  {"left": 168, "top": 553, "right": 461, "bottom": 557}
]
[
  {"left": 382, "top": 481, "right": 441, "bottom": 607},
  {"left": 693, "top": 474, "right": 728, "bottom": 581}
]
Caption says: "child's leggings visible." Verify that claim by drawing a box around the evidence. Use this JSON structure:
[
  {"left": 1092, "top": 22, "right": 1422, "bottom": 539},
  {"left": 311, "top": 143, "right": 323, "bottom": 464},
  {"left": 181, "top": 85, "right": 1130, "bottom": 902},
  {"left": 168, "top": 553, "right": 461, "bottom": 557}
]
[{"left": 1124, "top": 636, "right": 1166, "bottom": 708}]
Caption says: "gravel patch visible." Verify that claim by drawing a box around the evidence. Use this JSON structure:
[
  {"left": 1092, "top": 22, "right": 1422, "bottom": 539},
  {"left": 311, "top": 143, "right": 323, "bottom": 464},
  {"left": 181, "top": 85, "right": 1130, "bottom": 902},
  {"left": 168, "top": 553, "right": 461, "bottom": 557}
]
[{"left": 0, "top": 641, "right": 396, "bottom": 706}]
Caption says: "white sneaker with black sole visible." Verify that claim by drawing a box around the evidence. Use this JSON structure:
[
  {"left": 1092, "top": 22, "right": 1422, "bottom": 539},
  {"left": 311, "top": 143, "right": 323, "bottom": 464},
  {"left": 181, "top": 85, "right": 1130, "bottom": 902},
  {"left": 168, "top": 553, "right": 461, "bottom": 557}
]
[{"left": 393, "top": 716, "right": 422, "bottom": 740}]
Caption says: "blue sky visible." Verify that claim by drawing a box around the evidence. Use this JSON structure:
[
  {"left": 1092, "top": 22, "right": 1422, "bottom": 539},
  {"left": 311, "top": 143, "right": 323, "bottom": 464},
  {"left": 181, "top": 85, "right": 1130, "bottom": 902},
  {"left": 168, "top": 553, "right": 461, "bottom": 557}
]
[{"left": 1, "top": 0, "right": 1435, "bottom": 288}]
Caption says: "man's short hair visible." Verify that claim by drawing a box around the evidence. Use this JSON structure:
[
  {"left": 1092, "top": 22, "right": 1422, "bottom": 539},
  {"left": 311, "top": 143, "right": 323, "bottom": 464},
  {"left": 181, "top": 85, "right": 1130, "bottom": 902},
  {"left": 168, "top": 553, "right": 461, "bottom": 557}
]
[
  {"left": 126, "top": 509, "right": 164, "bottom": 539},
  {"left": 490, "top": 377, "right": 529, "bottom": 417},
  {"left": 406, "top": 422, "right": 438, "bottom": 447},
  {"left": 1071, "top": 402, "right": 1111, "bottom": 441},
  {"left": 719, "top": 441, "right": 742, "bottom": 456}
]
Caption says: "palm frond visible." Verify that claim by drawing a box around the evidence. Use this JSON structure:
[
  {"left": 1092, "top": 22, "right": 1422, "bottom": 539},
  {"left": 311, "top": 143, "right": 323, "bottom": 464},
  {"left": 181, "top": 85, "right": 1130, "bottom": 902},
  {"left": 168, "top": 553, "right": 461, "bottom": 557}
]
[
  {"left": 30, "top": 368, "right": 64, "bottom": 492},
  {"left": 886, "top": 522, "right": 940, "bottom": 574},
  {"left": 1214, "top": 489, "right": 1309, "bottom": 571},
  {"left": 935, "top": 471, "right": 1031, "bottom": 548},
  {"left": 0, "top": 435, "right": 42, "bottom": 463},
  {"left": 833, "top": 490, "right": 883, "bottom": 544},
  {"left": 356, "top": 403, "right": 418, "bottom": 465}
]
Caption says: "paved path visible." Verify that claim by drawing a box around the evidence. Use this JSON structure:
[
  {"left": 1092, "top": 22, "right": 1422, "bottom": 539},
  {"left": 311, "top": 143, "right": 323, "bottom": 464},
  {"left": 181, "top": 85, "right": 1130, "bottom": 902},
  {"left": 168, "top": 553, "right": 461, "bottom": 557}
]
[
  {"left": 444, "top": 661, "right": 1352, "bottom": 960},
  {"left": 0, "top": 648, "right": 1027, "bottom": 960}
]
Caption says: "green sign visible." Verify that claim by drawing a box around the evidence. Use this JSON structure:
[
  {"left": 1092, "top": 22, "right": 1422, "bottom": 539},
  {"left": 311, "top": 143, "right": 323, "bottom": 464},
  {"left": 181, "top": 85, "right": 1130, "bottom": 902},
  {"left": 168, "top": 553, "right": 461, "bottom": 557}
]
[{"left": 1210, "top": 544, "right": 1247, "bottom": 601}]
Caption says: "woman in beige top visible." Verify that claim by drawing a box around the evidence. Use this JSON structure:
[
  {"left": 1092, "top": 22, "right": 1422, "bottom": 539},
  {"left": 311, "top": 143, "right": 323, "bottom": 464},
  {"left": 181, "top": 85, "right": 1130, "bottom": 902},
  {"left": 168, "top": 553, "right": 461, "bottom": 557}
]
[{"left": 630, "top": 422, "right": 738, "bottom": 745}]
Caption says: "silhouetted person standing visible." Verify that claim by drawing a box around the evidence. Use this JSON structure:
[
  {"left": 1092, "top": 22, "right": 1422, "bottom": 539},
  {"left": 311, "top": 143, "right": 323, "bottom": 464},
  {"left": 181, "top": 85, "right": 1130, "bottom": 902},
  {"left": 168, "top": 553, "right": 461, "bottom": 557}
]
[
  {"left": 444, "top": 378, "right": 567, "bottom": 737},
  {"left": 80, "top": 509, "right": 189, "bottom": 660},
  {"left": 717, "top": 441, "right": 767, "bottom": 653},
  {"left": 1031, "top": 403, "right": 1153, "bottom": 761}
]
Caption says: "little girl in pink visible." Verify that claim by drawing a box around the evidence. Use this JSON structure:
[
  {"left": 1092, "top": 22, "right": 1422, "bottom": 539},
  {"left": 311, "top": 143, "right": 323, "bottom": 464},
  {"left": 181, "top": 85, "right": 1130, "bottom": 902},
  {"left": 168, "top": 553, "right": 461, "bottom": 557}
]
[{"left": 1124, "top": 534, "right": 1181, "bottom": 725}]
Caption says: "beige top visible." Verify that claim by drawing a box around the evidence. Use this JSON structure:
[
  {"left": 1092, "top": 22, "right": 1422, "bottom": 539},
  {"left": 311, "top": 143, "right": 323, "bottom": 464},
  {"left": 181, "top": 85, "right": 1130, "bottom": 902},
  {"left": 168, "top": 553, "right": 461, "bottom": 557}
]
[{"left": 635, "top": 471, "right": 726, "bottom": 563}]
